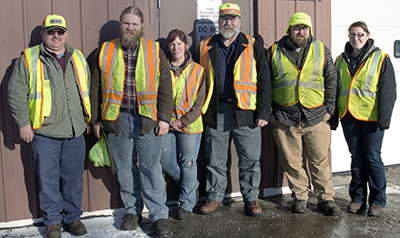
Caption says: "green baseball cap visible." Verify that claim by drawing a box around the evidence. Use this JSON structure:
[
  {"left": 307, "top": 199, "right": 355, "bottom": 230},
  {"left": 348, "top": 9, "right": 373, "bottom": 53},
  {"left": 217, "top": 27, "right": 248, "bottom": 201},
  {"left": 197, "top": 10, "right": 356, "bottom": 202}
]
[{"left": 286, "top": 12, "right": 313, "bottom": 36}]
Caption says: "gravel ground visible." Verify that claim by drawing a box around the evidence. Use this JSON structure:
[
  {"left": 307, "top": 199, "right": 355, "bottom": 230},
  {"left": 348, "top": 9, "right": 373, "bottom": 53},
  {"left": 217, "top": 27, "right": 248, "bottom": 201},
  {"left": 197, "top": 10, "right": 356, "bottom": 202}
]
[
  {"left": 1, "top": 166, "right": 399, "bottom": 238},
  {"left": 166, "top": 166, "right": 400, "bottom": 238}
]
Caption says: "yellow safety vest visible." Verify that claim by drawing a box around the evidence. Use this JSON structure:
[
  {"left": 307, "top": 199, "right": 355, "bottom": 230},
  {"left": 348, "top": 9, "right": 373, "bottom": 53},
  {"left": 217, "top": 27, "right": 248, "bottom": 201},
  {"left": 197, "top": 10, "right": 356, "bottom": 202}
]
[
  {"left": 336, "top": 51, "right": 386, "bottom": 121},
  {"left": 199, "top": 34, "right": 258, "bottom": 111},
  {"left": 171, "top": 62, "right": 205, "bottom": 133},
  {"left": 271, "top": 40, "right": 325, "bottom": 108},
  {"left": 99, "top": 38, "right": 160, "bottom": 121},
  {"left": 24, "top": 45, "right": 91, "bottom": 129}
]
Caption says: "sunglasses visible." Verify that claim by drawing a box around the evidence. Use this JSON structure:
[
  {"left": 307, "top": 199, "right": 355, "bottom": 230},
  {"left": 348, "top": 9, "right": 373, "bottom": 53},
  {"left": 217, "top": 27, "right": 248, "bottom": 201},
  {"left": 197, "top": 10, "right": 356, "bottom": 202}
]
[{"left": 46, "top": 30, "right": 66, "bottom": 36}]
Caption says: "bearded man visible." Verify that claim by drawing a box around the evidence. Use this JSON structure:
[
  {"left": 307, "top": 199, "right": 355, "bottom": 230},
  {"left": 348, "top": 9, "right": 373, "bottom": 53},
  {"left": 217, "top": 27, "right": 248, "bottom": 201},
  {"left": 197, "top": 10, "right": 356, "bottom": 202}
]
[
  {"left": 90, "top": 6, "right": 173, "bottom": 238},
  {"left": 266, "top": 12, "right": 341, "bottom": 216},
  {"left": 198, "top": 3, "right": 271, "bottom": 216}
]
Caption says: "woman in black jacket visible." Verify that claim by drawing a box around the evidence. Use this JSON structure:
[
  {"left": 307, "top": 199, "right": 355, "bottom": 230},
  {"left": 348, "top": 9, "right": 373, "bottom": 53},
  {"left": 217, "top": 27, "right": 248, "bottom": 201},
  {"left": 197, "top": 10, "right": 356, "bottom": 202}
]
[{"left": 335, "top": 21, "right": 396, "bottom": 217}]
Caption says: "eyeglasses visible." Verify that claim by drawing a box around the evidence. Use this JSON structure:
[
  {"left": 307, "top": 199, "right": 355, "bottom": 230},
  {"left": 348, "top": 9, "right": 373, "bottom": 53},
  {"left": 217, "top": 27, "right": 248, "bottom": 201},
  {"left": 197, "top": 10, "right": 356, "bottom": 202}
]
[
  {"left": 46, "top": 30, "right": 66, "bottom": 36},
  {"left": 348, "top": 33, "right": 367, "bottom": 39},
  {"left": 293, "top": 26, "right": 309, "bottom": 32},
  {"left": 219, "top": 16, "right": 239, "bottom": 23}
]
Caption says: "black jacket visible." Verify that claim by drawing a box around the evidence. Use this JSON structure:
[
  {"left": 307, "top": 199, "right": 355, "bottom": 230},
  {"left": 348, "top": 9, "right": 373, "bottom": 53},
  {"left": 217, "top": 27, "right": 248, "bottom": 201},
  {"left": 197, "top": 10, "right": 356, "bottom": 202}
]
[
  {"left": 337, "top": 39, "right": 396, "bottom": 130},
  {"left": 201, "top": 32, "right": 272, "bottom": 129}
]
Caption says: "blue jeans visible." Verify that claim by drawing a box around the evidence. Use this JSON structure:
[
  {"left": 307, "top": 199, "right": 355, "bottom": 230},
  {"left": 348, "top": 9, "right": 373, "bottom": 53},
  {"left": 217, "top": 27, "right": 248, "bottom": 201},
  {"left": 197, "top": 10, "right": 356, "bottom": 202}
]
[
  {"left": 341, "top": 117, "right": 386, "bottom": 207},
  {"left": 204, "top": 102, "right": 261, "bottom": 202},
  {"left": 107, "top": 112, "right": 168, "bottom": 222},
  {"left": 31, "top": 134, "right": 85, "bottom": 227},
  {"left": 161, "top": 131, "right": 201, "bottom": 211}
]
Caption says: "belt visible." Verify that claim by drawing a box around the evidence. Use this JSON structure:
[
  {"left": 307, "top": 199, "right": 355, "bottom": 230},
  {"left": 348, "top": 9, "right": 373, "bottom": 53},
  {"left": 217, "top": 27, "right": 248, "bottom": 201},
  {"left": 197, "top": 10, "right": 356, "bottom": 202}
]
[
  {"left": 120, "top": 107, "right": 137, "bottom": 114},
  {"left": 219, "top": 98, "right": 234, "bottom": 103}
]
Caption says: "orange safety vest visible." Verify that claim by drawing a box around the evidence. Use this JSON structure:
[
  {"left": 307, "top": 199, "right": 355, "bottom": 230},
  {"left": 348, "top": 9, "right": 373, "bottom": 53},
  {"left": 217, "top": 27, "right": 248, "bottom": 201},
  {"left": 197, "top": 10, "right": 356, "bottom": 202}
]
[
  {"left": 99, "top": 38, "right": 160, "bottom": 121},
  {"left": 171, "top": 62, "right": 205, "bottom": 133},
  {"left": 199, "top": 34, "right": 258, "bottom": 111}
]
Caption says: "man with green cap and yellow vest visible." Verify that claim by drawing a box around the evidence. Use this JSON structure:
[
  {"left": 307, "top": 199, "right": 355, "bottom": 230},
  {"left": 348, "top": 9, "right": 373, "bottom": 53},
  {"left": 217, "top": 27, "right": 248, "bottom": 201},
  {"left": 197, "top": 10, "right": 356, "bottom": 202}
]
[
  {"left": 198, "top": 3, "right": 271, "bottom": 216},
  {"left": 90, "top": 6, "right": 173, "bottom": 238},
  {"left": 266, "top": 12, "right": 341, "bottom": 216},
  {"left": 8, "top": 14, "right": 91, "bottom": 237}
]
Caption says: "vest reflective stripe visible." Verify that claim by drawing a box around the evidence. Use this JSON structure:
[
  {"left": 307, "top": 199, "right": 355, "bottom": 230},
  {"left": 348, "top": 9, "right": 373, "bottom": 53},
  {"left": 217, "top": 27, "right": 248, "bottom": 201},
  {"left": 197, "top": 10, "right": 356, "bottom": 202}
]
[
  {"left": 171, "top": 62, "right": 205, "bottom": 133},
  {"left": 199, "top": 34, "right": 258, "bottom": 111},
  {"left": 136, "top": 39, "right": 160, "bottom": 121},
  {"left": 25, "top": 46, "right": 44, "bottom": 129},
  {"left": 271, "top": 41, "right": 325, "bottom": 108},
  {"left": 24, "top": 46, "right": 91, "bottom": 129},
  {"left": 234, "top": 35, "right": 258, "bottom": 110},
  {"left": 99, "top": 38, "right": 160, "bottom": 121},
  {"left": 72, "top": 49, "right": 91, "bottom": 123},
  {"left": 336, "top": 51, "right": 385, "bottom": 121},
  {"left": 199, "top": 38, "right": 214, "bottom": 114},
  {"left": 99, "top": 38, "right": 124, "bottom": 120}
]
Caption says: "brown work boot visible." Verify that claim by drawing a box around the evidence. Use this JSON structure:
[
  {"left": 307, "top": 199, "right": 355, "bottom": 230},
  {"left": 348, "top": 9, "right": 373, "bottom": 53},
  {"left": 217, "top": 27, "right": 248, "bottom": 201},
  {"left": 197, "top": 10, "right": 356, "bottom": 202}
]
[
  {"left": 245, "top": 200, "right": 262, "bottom": 216},
  {"left": 63, "top": 220, "right": 87, "bottom": 236},
  {"left": 199, "top": 199, "right": 222, "bottom": 214},
  {"left": 368, "top": 204, "right": 383, "bottom": 217},
  {"left": 45, "top": 224, "right": 61, "bottom": 238},
  {"left": 347, "top": 202, "right": 362, "bottom": 213}
]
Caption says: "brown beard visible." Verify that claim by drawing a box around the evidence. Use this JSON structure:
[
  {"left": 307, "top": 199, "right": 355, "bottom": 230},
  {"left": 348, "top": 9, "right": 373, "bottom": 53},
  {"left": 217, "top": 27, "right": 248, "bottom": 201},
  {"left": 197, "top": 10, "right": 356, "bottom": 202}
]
[
  {"left": 289, "top": 33, "right": 309, "bottom": 48},
  {"left": 118, "top": 27, "right": 144, "bottom": 48}
]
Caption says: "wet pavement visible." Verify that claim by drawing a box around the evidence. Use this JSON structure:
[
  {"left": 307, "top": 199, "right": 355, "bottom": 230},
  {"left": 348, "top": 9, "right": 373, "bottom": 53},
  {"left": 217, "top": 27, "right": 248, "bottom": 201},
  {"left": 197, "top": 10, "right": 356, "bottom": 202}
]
[
  {"left": 1, "top": 166, "right": 400, "bottom": 237},
  {"left": 166, "top": 165, "right": 400, "bottom": 238}
]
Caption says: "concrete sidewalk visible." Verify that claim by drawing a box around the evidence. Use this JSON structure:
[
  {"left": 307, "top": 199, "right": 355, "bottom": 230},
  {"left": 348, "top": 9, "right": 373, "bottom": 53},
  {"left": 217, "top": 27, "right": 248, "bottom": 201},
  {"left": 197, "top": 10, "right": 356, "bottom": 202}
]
[{"left": 1, "top": 166, "right": 400, "bottom": 238}]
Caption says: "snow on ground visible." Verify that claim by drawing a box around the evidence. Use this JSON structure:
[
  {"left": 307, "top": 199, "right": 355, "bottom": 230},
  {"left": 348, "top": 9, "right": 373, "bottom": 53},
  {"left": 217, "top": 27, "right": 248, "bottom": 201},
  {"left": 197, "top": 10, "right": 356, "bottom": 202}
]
[{"left": 0, "top": 213, "right": 153, "bottom": 238}]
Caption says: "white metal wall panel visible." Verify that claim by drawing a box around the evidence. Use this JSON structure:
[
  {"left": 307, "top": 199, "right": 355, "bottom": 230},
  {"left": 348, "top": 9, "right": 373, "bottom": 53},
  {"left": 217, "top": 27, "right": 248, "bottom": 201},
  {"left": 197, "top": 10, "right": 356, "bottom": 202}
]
[{"left": 331, "top": 0, "right": 400, "bottom": 172}]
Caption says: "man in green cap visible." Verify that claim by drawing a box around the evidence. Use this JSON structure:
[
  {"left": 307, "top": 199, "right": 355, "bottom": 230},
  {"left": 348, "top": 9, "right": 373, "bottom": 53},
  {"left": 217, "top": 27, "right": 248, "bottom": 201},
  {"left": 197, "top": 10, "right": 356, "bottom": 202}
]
[
  {"left": 198, "top": 3, "right": 271, "bottom": 216},
  {"left": 266, "top": 12, "right": 341, "bottom": 216}
]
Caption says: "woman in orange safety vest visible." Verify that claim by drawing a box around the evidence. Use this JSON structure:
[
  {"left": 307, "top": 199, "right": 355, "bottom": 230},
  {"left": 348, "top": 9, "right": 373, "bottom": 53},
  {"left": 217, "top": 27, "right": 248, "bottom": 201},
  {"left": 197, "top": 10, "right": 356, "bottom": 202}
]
[{"left": 160, "top": 29, "right": 208, "bottom": 220}]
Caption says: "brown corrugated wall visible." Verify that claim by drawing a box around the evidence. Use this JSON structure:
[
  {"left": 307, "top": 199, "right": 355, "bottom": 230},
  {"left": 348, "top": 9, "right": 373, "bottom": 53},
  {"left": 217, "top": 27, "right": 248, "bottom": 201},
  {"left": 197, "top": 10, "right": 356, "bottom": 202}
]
[
  {"left": 0, "top": 0, "right": 331, "bottom": 224},
  {"left": 0, "top": 0, "right": 156, "bottom": 224},
  {"left": 255, "top": 0, "right": 331, "bottom": 50}
]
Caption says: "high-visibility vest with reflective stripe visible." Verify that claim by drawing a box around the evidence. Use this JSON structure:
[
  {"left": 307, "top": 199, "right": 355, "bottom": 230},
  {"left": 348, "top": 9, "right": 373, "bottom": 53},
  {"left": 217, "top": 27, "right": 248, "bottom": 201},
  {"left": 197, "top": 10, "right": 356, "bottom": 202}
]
[
  {"left": 336, "top": 51, "right": 386, "bottom": 121},
  {"left": 271, "top": 40, "right": 325, "bottom": 108},
  {"left": 171, "top": 62, "right": 205, "bottom": 133},
  {"left": 24, "top": 45, "right": 91, "bottom": 129},
  {"left": 99, "top": 38, "right": 160, "bottom": 121},
  {"left": 199, "top": 34, "right": 258, "bottom": 111},
  {"left": 199, "top": 38, "right": 214, "bottom": 114}
]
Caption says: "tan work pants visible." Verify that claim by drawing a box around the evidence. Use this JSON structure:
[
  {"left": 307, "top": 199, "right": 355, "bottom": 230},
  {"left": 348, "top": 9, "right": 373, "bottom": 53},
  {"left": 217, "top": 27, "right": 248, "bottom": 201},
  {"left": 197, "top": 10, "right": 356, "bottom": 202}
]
[{"left": 271, "top": 114, "right": 335, "bottom": 201}]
